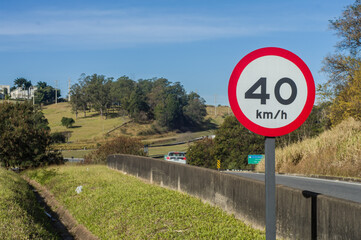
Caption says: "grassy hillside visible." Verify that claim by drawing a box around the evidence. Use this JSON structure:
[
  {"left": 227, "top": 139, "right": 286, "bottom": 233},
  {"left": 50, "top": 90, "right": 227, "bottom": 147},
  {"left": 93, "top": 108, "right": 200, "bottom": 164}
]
[
  {"left": 0, "top": 168, "right": 59, "bottom": 239},
  {"left": 256, "top": 118, "right": 361, "bottom": 178},
  {"left": 42, "top": 103, "right": 231, "bottom": 157},
  {"left": 43, "top": 103, "right": 130, "bottom": 142},
  {"left": 43, "top": 103, "right": 230, "bottom": 141},
  {"left": 24, "top": 165, "right": 264, "bottom": 239}
]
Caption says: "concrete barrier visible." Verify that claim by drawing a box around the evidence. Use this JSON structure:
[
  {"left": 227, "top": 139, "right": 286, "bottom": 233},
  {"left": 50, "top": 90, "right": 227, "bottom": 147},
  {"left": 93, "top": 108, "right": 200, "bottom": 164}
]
[{"left": 107, "top": 154, "right": 361, "bottom": 240}]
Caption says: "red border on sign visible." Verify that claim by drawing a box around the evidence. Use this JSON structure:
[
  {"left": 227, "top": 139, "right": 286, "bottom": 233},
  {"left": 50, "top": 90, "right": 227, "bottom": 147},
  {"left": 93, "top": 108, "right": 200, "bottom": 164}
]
[{"left": 228, "top": 47, "right": 315, "bottom": 137}]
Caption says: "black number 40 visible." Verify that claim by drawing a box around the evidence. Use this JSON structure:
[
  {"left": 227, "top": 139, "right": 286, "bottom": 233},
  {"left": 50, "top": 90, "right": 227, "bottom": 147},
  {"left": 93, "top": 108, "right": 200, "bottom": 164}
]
[{"left": 244, "top": 77, "right": 297, "bottom": 105}]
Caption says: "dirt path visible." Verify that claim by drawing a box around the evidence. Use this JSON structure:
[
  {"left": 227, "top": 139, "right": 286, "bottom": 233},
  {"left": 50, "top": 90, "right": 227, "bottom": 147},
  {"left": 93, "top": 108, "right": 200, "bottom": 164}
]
[{"left": 24, "top": 177, "right": 98, "bottom": 240}]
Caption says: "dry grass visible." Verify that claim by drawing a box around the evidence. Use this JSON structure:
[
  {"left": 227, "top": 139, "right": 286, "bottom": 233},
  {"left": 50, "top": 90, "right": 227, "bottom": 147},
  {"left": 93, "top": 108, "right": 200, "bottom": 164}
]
[
  {"left": 206, "top": 105, "right": 232, "bottom": 126},
  {"left": 256, "top": 118, "right": 361, "bottom": 178}
]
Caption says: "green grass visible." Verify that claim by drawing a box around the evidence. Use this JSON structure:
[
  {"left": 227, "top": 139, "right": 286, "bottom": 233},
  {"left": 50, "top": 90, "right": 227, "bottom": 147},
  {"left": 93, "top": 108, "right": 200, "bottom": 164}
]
[
  {"left": 0, "top": 168, "right": 59, "bottom": 239},
  {"left": 24, "top": 165, "right": 265, "bottom": 240},
  {"left": 42, "top": 103, "right": 130, "bottom": 142}
]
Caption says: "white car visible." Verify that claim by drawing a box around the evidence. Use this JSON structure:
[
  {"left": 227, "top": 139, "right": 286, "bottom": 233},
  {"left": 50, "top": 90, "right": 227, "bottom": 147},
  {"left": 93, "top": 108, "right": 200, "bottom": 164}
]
[{"left": 164, "top": 152, "right": 187, "bottom": 164}]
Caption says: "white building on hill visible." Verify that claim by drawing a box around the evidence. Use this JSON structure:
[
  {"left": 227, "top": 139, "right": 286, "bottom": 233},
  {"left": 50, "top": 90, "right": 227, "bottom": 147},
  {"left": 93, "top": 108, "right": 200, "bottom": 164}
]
[{"left": 10, "top": 86, "right": 37, "bottom": 99}]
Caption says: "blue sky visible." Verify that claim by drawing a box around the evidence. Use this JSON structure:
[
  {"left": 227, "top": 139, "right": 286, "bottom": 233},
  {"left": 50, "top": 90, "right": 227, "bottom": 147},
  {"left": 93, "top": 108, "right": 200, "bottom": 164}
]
[{"left": 0, "top": 0, "right": 354, "bottom": 105}]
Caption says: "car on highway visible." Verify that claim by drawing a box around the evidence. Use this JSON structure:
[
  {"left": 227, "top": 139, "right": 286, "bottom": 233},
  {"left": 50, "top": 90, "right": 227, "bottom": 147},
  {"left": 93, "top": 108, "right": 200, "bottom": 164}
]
[{"left": 164, "top": 151, "right": 187, "bottom": 164}]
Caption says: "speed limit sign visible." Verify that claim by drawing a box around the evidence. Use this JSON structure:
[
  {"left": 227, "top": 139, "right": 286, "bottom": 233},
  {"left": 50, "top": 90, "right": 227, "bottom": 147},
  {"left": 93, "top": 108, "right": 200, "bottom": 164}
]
[{"left": 228, "top": 47, "right": 315, "bottom": 137}]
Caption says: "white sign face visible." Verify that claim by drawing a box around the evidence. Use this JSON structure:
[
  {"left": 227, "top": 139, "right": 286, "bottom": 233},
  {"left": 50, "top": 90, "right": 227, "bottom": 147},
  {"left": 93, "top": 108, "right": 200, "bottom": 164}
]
[
  {"left": 228, "top": 47, "right": 315, "bottom": 137},
  {"left": 236, "top": 55, "right": 307, "bottom": 128}
]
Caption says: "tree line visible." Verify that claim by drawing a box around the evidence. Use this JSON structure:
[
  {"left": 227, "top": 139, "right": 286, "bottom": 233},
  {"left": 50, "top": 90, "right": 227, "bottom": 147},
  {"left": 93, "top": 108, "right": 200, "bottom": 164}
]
[
  {"left": 70, "top": 74, "right": 207, "bottom": 130},
  {"left": 187, "top": 104, "right": 329, "bottom": 170}
]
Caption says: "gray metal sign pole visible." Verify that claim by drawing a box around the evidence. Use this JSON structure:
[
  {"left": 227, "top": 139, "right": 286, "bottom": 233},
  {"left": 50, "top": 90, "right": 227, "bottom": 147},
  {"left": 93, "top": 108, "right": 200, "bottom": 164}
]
[{"left": 265, "top": 137, "right": 276, "bottom": 240}]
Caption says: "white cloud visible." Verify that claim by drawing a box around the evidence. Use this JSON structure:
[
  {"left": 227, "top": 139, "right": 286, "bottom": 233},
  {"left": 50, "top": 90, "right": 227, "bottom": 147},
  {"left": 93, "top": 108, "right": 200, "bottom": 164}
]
[{"left": 0, "top": 8, "right": 320, "bottom": 50}]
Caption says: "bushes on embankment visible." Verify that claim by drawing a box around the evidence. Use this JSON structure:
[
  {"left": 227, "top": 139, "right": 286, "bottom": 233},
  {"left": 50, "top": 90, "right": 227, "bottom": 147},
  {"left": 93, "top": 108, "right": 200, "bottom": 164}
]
[
  {"left": 84, "top": 135, "right": 145, "bottom": 164},
  {"left": 256, "top": 118, "right": 361, "bottom": 178}
]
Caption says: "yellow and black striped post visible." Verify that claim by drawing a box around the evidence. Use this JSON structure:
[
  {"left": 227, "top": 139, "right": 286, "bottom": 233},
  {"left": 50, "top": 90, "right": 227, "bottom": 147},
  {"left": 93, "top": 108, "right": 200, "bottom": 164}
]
[{"left": 217, "top": 160, "right": 221, "bottom": 171}]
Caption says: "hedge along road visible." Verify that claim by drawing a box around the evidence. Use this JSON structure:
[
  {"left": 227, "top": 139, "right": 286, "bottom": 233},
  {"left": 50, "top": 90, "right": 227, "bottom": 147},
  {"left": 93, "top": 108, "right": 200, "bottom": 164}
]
[{"left": 226, "top": 172, "right": 361, "bottom": 203}]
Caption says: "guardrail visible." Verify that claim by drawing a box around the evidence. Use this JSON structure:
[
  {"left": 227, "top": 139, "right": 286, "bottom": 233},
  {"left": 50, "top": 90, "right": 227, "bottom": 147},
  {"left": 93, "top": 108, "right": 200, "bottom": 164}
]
[{"left": 64, "top": 158, "right": 84, "bottom": 163}]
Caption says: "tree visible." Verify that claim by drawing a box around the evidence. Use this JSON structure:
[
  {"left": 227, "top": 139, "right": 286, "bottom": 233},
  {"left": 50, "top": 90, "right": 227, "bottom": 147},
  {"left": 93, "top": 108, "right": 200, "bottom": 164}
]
[
  {"left": 35, "top": 82, "right": 60, "bottom": 105},
  {"left": 127, "top": 85, "right": 149, "bottom": 122},
  {"left": 329, "top": 66, "right": 361, "bottom": 125},
  {"left": 214, "top": 116, "right": 264, "bottom": 169},
  {"left": 0, "top": 102, "right": 63, "bottom": 169},
  {"left": 84, "top": 74, "right": 112, "bottom": 118},
  {"left": 321, "top": 0, "right": 361, "bottom": 124},
  {"left": 110, "top": 76, "right": 136, "bottom": 112},
  {"left": 183, "top": 92, "right": 207, "bottom": 126},
  {"left": 51, "top": 132, "right": 66, "bottom": 143},
  {"left": 186, "top": 138, "right": 216, "bottom": 168},
  {"left": 61, "top": 117, "right": 75, "bottom": 128},
  {"left": 330, "top": 0, "right": 361, "bottom": 55},
  {"left": 187, "top": 116, "right": 264, "bottom": 170},
  {"left": 70, "top": 83, "right": 88, "bottom": 119}
]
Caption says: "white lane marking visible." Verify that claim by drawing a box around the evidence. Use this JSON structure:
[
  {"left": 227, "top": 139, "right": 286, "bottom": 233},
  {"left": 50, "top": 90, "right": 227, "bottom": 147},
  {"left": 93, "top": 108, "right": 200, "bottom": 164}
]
[
  {"left": 278, "top": 175, "right": 361, "bottom": 186},
  {"left": 234, "top": 172, "right": 361, "bottom": 186}
]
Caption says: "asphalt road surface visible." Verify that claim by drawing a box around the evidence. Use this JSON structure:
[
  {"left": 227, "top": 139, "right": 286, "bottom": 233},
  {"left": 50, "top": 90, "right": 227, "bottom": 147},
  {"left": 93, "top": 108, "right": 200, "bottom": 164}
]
[{"left": 226, "top": 171, "right": 361, "bottom": 204}]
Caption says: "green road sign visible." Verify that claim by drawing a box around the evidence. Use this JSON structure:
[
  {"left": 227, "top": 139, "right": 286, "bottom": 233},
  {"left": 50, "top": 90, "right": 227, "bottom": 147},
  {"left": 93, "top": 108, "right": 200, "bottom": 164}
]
[{"left": 248, "top": 155, "right": 264, "bottom": 164}]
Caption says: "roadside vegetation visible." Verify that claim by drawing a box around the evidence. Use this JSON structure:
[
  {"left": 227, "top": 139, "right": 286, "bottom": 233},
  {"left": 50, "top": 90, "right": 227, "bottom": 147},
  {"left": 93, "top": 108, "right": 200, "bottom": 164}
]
[
  {"left": 256, "top": 0, "right": 361, "bottom": 179},
  {"left": 187, "top": 105, "right": 329, "bottom": 170},
  {"left": 0, "top": 167, "right": 59, "bottom": 239},
  {"left": 24, "top": 165, "right": 265, "bottom": 240},
  {"left": 256, "top": 118, "right": 361, "bottom": 178},
  {"left": 84, "top": 135, "right": 145, "bottom": 164},
  {"left": 0, "top": 101, "right": 63, "bottom": 169}
]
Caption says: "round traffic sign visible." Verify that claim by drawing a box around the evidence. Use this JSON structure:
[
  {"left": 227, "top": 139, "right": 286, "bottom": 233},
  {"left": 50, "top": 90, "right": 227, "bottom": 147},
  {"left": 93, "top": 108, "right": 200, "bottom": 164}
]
[{"left": 228, "top": 47, "right": 315, "bottom": 137}]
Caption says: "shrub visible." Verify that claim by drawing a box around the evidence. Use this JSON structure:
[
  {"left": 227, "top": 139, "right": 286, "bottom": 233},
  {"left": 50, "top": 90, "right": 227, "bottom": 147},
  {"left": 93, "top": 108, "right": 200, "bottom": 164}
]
[
  {"left": 61, "top": 117, "right": 75, "bottom": 128},
  {"left": 214, "top": 116, "right": 264, "bottom": 169},
  {"left": 51, "top": 132, "right": 66, "bottom": 143},
  {"left": 187, "top": 138, "right": 216, "bottom": 169},
  {"left": 84, "top": 136, "right": 145, "bottom": 164}
]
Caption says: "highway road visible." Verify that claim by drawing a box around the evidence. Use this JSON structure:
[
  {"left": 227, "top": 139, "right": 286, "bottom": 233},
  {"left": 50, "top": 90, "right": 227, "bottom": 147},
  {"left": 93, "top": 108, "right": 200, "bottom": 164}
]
[{"left": 226, "top": 172, "right": 361, "bottom": 204}]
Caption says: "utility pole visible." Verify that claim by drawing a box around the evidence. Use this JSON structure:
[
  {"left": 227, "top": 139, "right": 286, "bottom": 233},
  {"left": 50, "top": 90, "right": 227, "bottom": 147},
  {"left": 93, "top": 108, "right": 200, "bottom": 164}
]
[
  {"left": 32, "top": 86, "right": 35, "bottom": 105},
  {"left": 55, "top": 80, "right": 58, "bottom": 104},
  {"left": 68, "top": 78, "right": 71, "bottom": 102}
]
